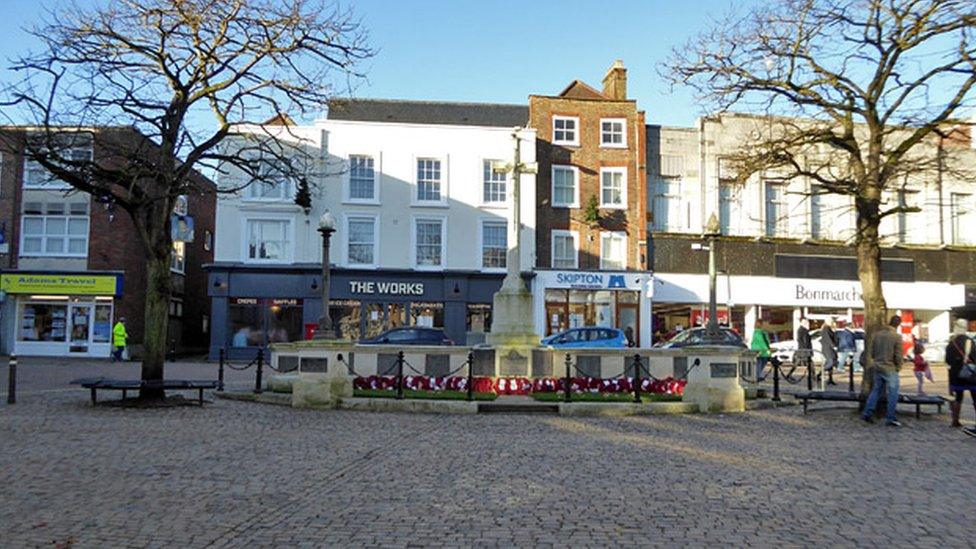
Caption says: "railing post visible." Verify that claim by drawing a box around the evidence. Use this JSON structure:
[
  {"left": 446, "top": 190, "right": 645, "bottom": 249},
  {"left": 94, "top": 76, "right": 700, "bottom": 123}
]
[
  {"left": 633, "top": 354, "right": 642, "bottom": 404},
  {"left": 7, "top": 355, "right": 16, "bottom": 405},
  {"left": 254, "top": 348, "right": 264, "bottom": 394},
  {"left": 564, "top": 353, "right": 572, "bottom": 403},
  {"left": 466, "top": 352, "right": 474, "bottom": 402},
  {"left": 807, "top": 353, "right": 814, "bottom": 392},
  {"left": 849, "top": 359, "right": 855, "bottom": 393},
  {"left": 772, "top": 358, "right": 781, "bottom": 402},
  {"left": 218, "top": 347, "right": 226, "bottom": 392},
  {"left": 396, "top": 350, "right": 405, "bottom": 400}
]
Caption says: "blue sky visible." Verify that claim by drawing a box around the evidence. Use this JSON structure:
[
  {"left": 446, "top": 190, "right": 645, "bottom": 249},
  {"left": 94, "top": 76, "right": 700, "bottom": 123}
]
[{"left": 0, "top": 0, "right": 751, "bottom": 127}]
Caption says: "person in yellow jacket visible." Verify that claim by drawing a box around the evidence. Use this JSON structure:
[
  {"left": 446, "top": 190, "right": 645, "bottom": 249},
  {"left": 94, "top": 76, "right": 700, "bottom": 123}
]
[{"left": 112, "top": 317, "right": 128, "bottom": 362}]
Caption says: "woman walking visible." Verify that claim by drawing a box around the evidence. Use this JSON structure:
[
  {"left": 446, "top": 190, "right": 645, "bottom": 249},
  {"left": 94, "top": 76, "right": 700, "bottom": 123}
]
[
  {"left": 820, "top": 318, "right": 838, "bottom": 386},
  {"left": 945, "top": 319, "right": 976, "bottom": 435}
]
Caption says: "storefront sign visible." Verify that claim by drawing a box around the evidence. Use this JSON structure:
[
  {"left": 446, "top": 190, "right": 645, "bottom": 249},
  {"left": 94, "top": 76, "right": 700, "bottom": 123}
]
[
  {"left": 348, "top": 280, "right": 425, "bottom": 296},
  {"left": 794, "top": 284, "right": 861, "bottom": 303},
  {"left": 541, "top": 270, "right": 650, "bottom": 291},
  {"left": 0, "top": 273, "right": 122, "bottom": 296}
]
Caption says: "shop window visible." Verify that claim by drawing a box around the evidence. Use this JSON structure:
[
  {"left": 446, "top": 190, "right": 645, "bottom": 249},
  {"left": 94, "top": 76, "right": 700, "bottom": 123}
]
[
  {"left": 414, "top": 218, "right": 444, "bottom": 268},
  {"left": 23, "top": 133, "right": 92, "bottom": 189},
  {"left": 171, "top": 241, "right": 186, "bottom": 273},
  {"left": 93, "top": 304, "right": 112, "bottom": 343},
  {"left": 481, "top": 220, "right": 507, "bottom": 270},
  {"left": 268, "top": 300, "right": 303, "bottom": 343},
  {"left": 416, "top": 158, "right": 443, "bottom": 203},
  {"left": 19, "top": 303, "right": 67, "bottom": 341},
  {"left": 245, "top": 219, "right": 290, "bottom": 261},
  {"left": 20, "top": 211, "right": 89, "bottom": 257},
  {"left": 600, "top": 119, "right": 626, "bottom": 147},
  {"left": 348, "top": 155, "right": 376, "bottom": 201},
  {"left": 346, "top": 216, "right": 377, "bottom": 266},
  {"left": 551, "top": 230, "right": 578, "bottom": 269},
  {"left": 410, "top": 302, "right": 444, "bottom": 328},
  {"left": 552, "top": 116, "right": 579, "bottom": 146},
  {"left": 229, "top": 300, "right": 262, "bottom": 347},
  {"left": 600, "top": 232, "right": 627, "bottom": 270},
  {"left": 331, "top": 299, "right": 362, "bottom": 341},
  {"left": 551, "top": 165, "right": 578, "bottom": 207},
  {"left": 466, "top": 303, "right": 493, "bottom": 334},
  {"left": 600, "top": 167, "right": 626, "bottom": 208},
  {"left": 483, "top": 160, "right": 507, "bottom": 204}
]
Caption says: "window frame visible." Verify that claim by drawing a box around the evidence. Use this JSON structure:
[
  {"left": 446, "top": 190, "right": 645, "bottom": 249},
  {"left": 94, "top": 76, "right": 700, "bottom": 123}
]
[
  {"left": 19, "top": 212, "right": 89, "bottom": 258},
  {"left": 413, "top": 156, "right": 448, "bottom": 206},
  {"left": 344, "top": 153, "right": 380, "bottom": 204},
  {"left": 243, "top": 158, "right": 294, "bottom": 202},
  {"left": 481, "top": 159, "right": 508, "bottom": 207},
  {"left": 170, "top": 241, "right": 186, "bottom": 274},
  {"left": 241, "top": 216, "right": 294, "bottom": 263},
  {"left": 599, "top": 167, "right": 627, "bottom": 209},
  {"left": 551, "top": 229, "right": 579, "bottom": 269},
  {"left": 951, "top": 192, "right": 974, "bottom": 245},
  {"left": 599, "top": 118, "right": 627, "bottom": 148},
  {"left": 479, "top": 218, "right": 508, "bottom": 272},
  {"left": 344, "top": 213, "right": 379, "bottom": 268},
  {"left": 22, "top": 134, "right": 93, "bottom": 190},
  {"left": 552, "top": 116, "right": 580, "bottom": 146},
  {"left": 551, "top": 164, "right": 580, "bottom": 208},
  {"left": 764, "top": 180, "right": 789, "bottom": 238},
  {"left": 411, "top": 215, "right": 447, "bottom": 270},
  {"left": 599, "top": 231, "right": 628, "bottom": 270}
]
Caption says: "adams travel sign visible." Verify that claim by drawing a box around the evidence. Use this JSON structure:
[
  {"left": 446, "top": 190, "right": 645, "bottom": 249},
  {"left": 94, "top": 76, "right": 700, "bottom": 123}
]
[{"left": 0, "top": 273, "right": 123, "bottom": 296}]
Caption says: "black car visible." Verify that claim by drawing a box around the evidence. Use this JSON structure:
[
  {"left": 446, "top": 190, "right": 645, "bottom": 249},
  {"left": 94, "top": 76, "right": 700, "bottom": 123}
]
[
  {"left": 359, "top": 327, "right": 455, "bottom": 346},
  {"left": 654, "top": 327, "right": 746, "bottom": 349}
]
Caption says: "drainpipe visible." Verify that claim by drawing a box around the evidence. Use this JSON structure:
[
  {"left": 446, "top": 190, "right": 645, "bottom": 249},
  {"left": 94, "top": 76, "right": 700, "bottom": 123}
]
[{"left": 699, "top": 117, "right": 707, "bottom": 233}]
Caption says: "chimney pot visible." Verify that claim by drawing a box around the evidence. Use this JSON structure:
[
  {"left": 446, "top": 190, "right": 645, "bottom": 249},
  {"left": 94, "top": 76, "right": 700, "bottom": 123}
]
[{"left": 602, "top": 60, "right": 627, "bottom": 100}]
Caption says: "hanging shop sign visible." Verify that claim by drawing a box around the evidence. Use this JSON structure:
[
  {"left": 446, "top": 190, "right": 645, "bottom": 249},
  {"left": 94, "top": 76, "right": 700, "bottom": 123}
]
[{"left": 0, "top": 273, "right": 123, "bottom": 296}]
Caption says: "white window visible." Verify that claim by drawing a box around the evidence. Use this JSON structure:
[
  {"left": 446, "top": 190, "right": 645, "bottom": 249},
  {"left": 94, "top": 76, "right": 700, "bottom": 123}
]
[
  {"left": 810, "top": 185, "right": 825, "bottom": 240},
  {"left": 765, "top": 181, "right": 788, "bottom": 237},
  {"left": 552, "top": 116, "right": 579, "bottom": 146},
  {"left": 414, "top": 218, "right": 445, "bottom": 268},
  {"left": 245, "top": 219, "right": 290, "bottom": 261},
  {"left": 246, "top": 160, "right": 292, "bottom": 201},
  {"left": 551, "top": 230, "right": 578, "bottom": 269},
  {"left": 652, "top": 179, "right": 685, "bottom": 232},
  {"left": 719, "top": 181, "right": 744, "bottom": 236},
  {"left": 416, "top": 158, "right": 443, "bottom": 203},
  {"left": 600, "top": 232, "right": 627, "bottom": 270},
  {"left": 895, "top": 189, "right": 920, "bottom": 243},
  {"left": 600, "top": 119, "right": 626, "bottom": 147},
  {"left": 481, "top": 220, "right": 507, "bottom": 270},
  {"left": 171, "top": 241, "right": 186, "bottom": 273},
  {"left": 20, "top": 202, "right": 89, "bottom": 257},
  {"left": 169, "top": 298, "right": 184, "bottom": 318},
  {"left": 600, "top": 167, "right": 626, "bottom": 208},
  {"left": 551, "top": 165, "right": 578, "bottom": 208},
  {"left": 951, "top": 193, "right": 974, "bottom": 245},
  {"left": 23, "top": 134, "right": 93, "bottom": 189},
  {"left": 348, "top": 155, "right": 376, "bottom": 202},
  {"left": 346, "top": 215, "right": 377, "bottom": 266},
  {"left": 483, "top": 160, "right": 507, "bottom": 204},
  {"left": 659, "top": 154, "right": 685, "bottom": 178}
]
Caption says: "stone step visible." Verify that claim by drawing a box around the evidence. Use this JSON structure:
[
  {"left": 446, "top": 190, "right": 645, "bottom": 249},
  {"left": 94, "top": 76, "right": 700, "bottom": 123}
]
[{"left": 478, "top": 401, "right": 559, "bottom": 414}]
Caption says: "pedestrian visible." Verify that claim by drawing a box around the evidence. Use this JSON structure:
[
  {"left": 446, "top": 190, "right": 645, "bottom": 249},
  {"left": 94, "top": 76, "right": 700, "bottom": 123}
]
[
  {"left": 944, "top": 318, "right": 976, "bottom": 434},
  {"left": 911, "top": 337, "right": 933, "bottom": 395},
  {"left": 793, "top": 317, "right": 813, "bottom": 376},
  {"left": 820, "top": 318, "right": 838, "bottom": 386},
  {"left": 861, "top": 315, "right": 905, "bottom": 427},
  {"left": 836, "top": 320, "right": 856, "bottom": 373},
  {"left": 112, "top": 316, "right": 128, "bottom": 362},
  {"left": 751, "top": 319, "right": 772, "bottom": 381}
]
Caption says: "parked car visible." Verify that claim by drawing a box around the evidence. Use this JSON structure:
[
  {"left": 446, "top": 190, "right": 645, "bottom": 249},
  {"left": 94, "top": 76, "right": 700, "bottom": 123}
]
[
  {"left": 541, "top": 327, "right": 629, "bottom": 349},
  {"left": 770, "top": 328, "right": 865, "bottom": 367},
  {"left": 359, "top": 327, "right": 455, "bottom": 346},
  {"left": 654, "top": 327, "right": 746, "bottom": 349}
]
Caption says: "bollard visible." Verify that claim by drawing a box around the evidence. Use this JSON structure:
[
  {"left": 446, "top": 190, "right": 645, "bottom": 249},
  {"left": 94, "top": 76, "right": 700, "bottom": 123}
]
[
  {"left": 772, "top": 359, "right": 781, "bottom": 402},
  {"left": 396, "top": 350, "right": 405, "bottom": 400},
  {"left": 466, "top": 352, "right": 474, "bottom": 402},
  {"left": 218, "top": 347, "right": 226, "bottom": 392},
  {"left": 7, "top": 355, "right": 16, "bottom": 405},
  {"left": 254, "top": 348, "right": 264, "bottom": 394},
  {"left": 807, "top": 354, "right": 814, "bottom": 392},
  {"left": 633, "top": 354, "right": 642, "bottom": 404},
  {"left": 849, "top": 361, "right": 855, "bottom": 393},
  {"left": 564, "top": 353, "right": 572, "bottom": 403}
]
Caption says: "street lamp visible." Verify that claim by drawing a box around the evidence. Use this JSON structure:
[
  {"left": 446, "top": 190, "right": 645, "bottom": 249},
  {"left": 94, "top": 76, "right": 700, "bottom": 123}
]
[
  {"left": 313, "top": 210, "right": 337, "bottom": 340},
  {"left": 702, "top": 213, "right": 723, "bottom": 344}
]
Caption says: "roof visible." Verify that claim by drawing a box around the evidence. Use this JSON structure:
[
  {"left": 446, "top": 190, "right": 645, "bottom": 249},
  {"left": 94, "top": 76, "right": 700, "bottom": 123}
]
[
  {"left": 558, "top": 80, "right": 609, "bottom": 100},
  {"left": 326, "top": 98, "right": 529, "bottom": 128}
]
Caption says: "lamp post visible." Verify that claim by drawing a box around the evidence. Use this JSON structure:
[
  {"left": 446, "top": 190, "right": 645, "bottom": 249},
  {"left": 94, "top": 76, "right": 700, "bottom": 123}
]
[
  {"left": 703, "top": 213, "right": 723, "bottom": 344},
  {"left": 313, "top": 211, "right": 337, "bottom": 340}
]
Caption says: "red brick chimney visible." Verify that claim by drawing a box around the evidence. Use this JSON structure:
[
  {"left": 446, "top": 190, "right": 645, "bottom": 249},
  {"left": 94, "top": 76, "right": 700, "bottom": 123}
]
[{"left": 602, "top": 60, "right": 627, "bottom": 100}]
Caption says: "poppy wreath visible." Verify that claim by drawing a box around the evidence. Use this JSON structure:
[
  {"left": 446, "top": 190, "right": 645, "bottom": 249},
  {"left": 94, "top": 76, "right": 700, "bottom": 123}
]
[
  {"left": 529, "top": 376, "right": 687, "bottom": 396},
  {"left": 352, "top": 375, "right": 685, "bottom": 396},
  {"left": 354, "top": 375, "right": 497, "bottom": 394}
]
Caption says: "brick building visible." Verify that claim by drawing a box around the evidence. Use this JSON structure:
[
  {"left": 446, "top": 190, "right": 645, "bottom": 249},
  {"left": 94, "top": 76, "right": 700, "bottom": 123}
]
[
  {"left": 528, "top": 61, "right": 651, "bottom": 346},
  {"left": 0, "top": 127, "right": 215, "bottom": 358}
]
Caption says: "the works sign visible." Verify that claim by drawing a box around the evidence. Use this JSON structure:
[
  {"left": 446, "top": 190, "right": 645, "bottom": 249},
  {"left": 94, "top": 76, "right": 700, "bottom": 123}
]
[
  {"left": 794, "top": 284, "right": 861, "bottom": 304},
  {"left": 349, "top": 280, "right": 425, "bottom": 296}
]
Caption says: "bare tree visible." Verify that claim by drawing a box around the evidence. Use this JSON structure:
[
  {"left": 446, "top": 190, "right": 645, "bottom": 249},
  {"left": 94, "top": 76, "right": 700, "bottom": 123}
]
[
  {"left": 1, "top": 0, "right": 372, "bottom": 398},
  {"left": 666, "top": 0, "right": 976, "bottom": 390}
]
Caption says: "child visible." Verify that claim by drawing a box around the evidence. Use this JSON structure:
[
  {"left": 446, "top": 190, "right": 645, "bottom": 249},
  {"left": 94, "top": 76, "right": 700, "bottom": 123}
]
[{"left": 913, "top": 339, "right": 933, "bottom": 395}]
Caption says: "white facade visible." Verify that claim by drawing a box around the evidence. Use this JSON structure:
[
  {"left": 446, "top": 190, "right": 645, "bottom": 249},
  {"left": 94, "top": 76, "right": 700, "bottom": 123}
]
[{"left": 215, "top": 121, "right": 536, "bottom": 272}]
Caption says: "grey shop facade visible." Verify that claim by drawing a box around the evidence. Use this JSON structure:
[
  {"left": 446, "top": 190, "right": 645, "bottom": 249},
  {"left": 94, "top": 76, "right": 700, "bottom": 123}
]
[{"left": 205, "top": 263, "right": 511, "bottom": 360}]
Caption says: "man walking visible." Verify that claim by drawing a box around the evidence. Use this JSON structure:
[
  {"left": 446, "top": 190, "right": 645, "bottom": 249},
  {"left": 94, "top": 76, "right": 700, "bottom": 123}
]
[
  {"left": 861, "top": 315, "right": 905, "bottom": 427},
  {"left": 752, "top": 319, "right": 772, "bottom": 381},
  {"left": 112, "top": 317, "right": 128, "bottom": 362},
  {"left": 836, "top": 320, "right": 856, "bottom": 373},
  {"left": 793, "top": 318, "right": 813, "bottom": 376}
]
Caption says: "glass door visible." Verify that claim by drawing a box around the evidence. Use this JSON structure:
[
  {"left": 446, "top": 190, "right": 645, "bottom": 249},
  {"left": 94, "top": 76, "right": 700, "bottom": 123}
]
[{"left": 68, "top": 303, "right": 92, "bottom": 353}]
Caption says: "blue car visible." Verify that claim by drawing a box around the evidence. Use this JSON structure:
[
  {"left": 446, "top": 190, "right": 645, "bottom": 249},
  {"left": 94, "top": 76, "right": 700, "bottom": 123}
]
[{"left": 541, "top": 327, "right": 629, "bottom": 348}]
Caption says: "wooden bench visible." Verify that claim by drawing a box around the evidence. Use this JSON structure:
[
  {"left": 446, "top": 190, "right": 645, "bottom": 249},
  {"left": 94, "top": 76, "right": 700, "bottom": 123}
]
[
  {"left": 72, "top": 378, "right": 219, "bottom": 405},
  {"left": 793, "top": 390, "right": 946, "bottom": 418}
]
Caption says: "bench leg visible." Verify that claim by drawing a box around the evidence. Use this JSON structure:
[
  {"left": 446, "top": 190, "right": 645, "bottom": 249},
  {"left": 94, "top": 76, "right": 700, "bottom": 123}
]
[
  {"left": 122, "top": 389, "right": 127, "bottom": 400},
  {"left": 90, "top": 387, "right": 97, "bottom": 405},
  {"left": 199, "top": 388, "right": 204, "bottom": 406},
  {"left": 803, "top": 400, "right": 808, "bottom": 414},
  {"left": 916, "top": 404, "right": 921, "bottom": 419}
]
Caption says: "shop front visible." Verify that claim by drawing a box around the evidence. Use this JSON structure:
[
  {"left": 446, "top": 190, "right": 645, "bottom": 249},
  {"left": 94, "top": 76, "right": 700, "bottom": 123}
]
[
  {"left": 206, "top": 264, "right": 508, "bottom": 360},
  {"left": 0, "top": 271, "right": 123, "bottom": 357},
  {"left": 532, "top": 270, "right": 653, "bottom": 347}
]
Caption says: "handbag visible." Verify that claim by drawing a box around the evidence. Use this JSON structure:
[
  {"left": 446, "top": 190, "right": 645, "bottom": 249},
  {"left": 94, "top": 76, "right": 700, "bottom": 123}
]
[{"left": 951, "top": 337, "right": 976, "bottom": 384}]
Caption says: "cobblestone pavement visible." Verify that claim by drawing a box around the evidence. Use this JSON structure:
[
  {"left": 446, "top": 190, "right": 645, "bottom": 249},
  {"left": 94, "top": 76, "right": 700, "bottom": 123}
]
[{"left": 3, "top": 384, "right": 976, "bottom": 548}]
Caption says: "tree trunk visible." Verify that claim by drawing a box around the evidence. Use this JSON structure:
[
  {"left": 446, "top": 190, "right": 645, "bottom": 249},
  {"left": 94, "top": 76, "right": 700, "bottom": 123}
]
[
  {"left": 139, "top": 252, "right": 172, "bottom": 399},
  {"left": 855, "top": 193, "right": 887, "bottom": 398}
]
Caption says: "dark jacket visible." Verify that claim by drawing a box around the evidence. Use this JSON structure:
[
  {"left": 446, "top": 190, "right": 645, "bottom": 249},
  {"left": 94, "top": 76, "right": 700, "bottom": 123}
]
[
  {"left": 820, "top": 326, "right": 837, "bottom": 358},
  {"left": 836, "top": 328, "right": 856, "bottom": 351},
  {"left": 945, "top": 334, "right": 976, "bottom": 387},
  {"left": 797, "top": 326, "right": 812, "bottom": 350}
]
